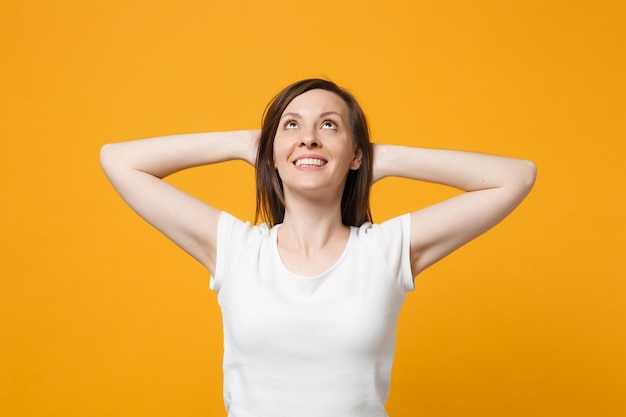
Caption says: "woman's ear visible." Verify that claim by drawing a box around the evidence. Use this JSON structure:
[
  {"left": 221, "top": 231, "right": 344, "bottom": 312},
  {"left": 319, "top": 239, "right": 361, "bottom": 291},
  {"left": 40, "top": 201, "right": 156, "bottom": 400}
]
[{"left": 350, "top": 147, "right": 363, "bottom": 170}]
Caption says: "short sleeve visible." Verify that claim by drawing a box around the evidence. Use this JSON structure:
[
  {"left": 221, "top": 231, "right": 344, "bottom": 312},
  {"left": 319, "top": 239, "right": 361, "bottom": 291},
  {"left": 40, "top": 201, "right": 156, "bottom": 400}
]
[
  {"left": 210, "top": 211, "right": 269, "bottom": 292},
  {"left": 359, "top": 214, "right": 414, "bottom": 292},
  {"left": 400, "top": 214, "right": 415, "bottom": 291}
]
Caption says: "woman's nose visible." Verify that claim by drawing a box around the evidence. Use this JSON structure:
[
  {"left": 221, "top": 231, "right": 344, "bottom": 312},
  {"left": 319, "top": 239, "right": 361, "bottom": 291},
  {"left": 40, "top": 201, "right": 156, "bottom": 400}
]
[{"left": 300, "top": 129, "right": 320, "bottom": 148}]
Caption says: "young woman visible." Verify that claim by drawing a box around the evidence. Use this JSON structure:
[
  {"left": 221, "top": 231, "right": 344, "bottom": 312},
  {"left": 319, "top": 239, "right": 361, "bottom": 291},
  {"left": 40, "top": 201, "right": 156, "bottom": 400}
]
[{"left": 100, "top": 78, "right": 536, "bottom": 417}]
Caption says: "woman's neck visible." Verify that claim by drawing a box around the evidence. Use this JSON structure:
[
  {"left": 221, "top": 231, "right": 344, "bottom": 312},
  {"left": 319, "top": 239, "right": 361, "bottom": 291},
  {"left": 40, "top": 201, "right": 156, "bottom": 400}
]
[{"left": 279, "top": 197, "right": 348, "bottom": 255}]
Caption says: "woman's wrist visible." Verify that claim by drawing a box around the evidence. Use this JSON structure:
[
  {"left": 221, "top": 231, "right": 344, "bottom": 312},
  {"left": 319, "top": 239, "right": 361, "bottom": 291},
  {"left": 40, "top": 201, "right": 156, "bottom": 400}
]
[
  {"left": 371, "top": 143, "right": 396, "bottom": 183},
  {"left": 240, "top": 129, "right": 259, "bottom": 166}
]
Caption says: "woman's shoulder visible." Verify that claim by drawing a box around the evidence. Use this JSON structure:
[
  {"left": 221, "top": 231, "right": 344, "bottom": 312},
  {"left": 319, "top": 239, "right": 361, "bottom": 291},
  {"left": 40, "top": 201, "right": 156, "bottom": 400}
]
[
  {"left": 353, "top": 213, "right": 411, "bottom": 237},
  {"left": 349, "top": 213, "right": 414, "bottom": 291},
  {"left": 218, "top": 211, "right": 273, "bottom": 241}
]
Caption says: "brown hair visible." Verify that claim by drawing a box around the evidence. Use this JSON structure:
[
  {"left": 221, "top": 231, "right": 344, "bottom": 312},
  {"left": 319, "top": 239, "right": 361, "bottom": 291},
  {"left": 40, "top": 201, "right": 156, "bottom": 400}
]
[{"left": 255, "top": 78, "right": 373, "bottom": 227}]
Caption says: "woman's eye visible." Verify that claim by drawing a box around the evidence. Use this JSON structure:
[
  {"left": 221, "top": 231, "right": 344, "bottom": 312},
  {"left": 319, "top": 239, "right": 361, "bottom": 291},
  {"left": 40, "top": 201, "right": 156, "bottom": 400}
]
[
  {"left": 285, "top": 120, "right": 298, "bottom": 129},
  {"left": 322, "top": 120, "right": 337, "bottom": 129}
]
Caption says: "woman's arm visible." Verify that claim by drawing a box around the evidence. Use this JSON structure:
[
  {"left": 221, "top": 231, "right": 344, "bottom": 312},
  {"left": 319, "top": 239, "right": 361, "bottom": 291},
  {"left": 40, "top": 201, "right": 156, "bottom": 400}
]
[
  {"left": 100, "top": 130, "right": 259, "bottom": 274},
  {"left": 373, "top": 144, "right": 536, "bottom": 277}
]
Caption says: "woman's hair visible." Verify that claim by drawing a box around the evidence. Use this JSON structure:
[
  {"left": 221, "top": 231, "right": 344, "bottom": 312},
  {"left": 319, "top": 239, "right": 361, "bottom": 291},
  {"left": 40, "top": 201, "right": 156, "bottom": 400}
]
[{"left": 255, "top": 78, "right": 373, "bottom": 227}]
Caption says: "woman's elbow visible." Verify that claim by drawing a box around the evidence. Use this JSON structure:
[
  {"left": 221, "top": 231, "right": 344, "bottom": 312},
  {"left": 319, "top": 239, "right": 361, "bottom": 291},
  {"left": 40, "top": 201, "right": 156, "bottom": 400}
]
[
  {"left": 521, "top": 159, "right": 537, "bottom": 188},
  {"left": 513, "top": 159, "right": 537, "bottom": 196},
  {"left": 99, "top": 143, "right": 125, "bottom": 175}
]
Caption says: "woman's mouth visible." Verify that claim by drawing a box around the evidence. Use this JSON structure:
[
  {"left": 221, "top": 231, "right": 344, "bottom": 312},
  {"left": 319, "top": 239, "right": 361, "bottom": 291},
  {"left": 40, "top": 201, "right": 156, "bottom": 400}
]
[{"left": 294, "top": 157, "right": 327, "bottom": 168}]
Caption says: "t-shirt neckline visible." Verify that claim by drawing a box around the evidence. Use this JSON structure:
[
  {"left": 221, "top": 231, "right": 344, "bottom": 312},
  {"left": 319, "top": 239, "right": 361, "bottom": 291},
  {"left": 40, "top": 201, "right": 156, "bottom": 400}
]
[{"left": 271, "top": 224, "right": 355, "bottom": 279}]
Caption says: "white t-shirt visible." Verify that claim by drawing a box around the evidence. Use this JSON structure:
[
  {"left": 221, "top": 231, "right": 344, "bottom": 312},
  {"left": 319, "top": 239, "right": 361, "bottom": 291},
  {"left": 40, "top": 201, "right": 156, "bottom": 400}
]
[{"left": 211, "top": 211, "right": 414, "bottom": 417}]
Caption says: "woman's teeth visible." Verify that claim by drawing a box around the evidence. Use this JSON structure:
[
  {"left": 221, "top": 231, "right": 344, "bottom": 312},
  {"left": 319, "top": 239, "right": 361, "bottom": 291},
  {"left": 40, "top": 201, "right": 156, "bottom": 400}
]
[{"left": 295, "top": 158, "right": 325, "bottom": 167}]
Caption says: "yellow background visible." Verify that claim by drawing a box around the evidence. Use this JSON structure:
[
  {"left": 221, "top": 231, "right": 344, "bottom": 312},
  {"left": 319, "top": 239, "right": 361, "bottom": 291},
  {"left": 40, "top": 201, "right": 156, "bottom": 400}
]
[{"left": 1, "top": 1, "right": 624, "bottom": 416}]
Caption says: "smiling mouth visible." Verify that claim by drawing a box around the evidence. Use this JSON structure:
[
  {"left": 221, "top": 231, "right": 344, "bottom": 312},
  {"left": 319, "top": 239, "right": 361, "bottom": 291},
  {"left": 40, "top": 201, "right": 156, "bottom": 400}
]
[{"left": 294, "top": 158, "right": 327, "bottom": 168}]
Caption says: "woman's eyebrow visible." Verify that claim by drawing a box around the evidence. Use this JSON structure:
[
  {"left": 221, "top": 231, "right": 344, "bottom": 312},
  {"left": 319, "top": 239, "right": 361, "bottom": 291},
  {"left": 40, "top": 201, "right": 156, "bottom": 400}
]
[
  {"left": 280, "top": 112, "right": 301, "bottom": 120},
  {"left": 319, "top": 111, "right": 343, "bottom": 119},
  {"left": 280, "top": 111, "right": 344, "bottom": 120}
]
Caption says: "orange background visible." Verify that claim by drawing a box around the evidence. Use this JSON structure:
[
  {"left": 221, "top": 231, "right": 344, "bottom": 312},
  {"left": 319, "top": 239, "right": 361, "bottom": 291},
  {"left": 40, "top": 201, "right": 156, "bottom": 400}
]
[{"left": 1, "top": 1, "right": 624, "bottom": 416}]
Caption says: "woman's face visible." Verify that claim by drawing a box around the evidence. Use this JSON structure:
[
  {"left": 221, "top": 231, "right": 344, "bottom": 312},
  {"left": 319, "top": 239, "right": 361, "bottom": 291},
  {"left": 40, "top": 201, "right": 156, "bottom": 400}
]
[{"left": 272, "top": 89, "right": 362, "bottom": 201}]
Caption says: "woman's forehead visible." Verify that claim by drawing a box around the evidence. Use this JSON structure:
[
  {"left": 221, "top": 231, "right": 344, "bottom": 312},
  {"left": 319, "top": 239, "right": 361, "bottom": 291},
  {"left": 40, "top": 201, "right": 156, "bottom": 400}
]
[{"left": 282, "top": 89, "right": 348, "bottom": 117}]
